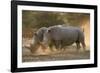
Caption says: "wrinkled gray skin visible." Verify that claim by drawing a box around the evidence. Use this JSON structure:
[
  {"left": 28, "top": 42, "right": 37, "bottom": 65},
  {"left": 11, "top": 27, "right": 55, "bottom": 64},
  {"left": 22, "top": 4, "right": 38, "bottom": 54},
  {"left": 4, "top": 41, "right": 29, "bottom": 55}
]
[
  {"left": 34, "top": 27, "right": 47, "bottom": 42},
  {"left": 43, "top": 26, "right": 86, "bottom": 50},
  {"left": 33, "top": 25, "right": 62, "bottom": 46},
  {"left": 30, "top": 27, "right": 48, "bottom": 52},
  {"left": 31, "top": 27, "right": 57, "bottom": 52}
]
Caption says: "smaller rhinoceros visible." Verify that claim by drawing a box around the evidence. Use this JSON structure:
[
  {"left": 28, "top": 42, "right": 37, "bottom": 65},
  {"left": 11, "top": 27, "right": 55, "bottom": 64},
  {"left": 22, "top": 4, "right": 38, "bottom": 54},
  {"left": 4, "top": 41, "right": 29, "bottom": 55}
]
[
  {"left": 31, "top": 26, "right": 58, "bottom": 53},
  {"left": 30, "top": 27, "right": 48, "bottom": 53}
]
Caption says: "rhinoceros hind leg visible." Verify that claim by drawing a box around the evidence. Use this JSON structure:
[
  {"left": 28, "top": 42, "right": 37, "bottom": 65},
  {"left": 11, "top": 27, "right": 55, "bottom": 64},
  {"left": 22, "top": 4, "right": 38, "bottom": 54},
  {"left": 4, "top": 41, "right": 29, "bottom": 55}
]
[
  {"left": 81, "top": 41, "right": 86, "bottom": 51},
  {"left": 76, "top": 41, "right": 81, "bottom": 50}
]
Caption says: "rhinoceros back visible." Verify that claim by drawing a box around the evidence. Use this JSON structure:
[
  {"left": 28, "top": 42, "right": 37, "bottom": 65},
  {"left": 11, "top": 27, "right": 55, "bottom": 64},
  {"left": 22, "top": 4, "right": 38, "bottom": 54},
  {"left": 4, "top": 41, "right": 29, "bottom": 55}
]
[{"left": 47, "top": 26, "right": 84, "bottom": 46}]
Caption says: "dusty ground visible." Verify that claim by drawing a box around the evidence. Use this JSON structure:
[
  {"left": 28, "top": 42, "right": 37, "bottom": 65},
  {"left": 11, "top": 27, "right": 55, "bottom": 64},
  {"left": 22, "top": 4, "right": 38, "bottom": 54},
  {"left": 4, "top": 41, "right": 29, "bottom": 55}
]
[{"left": 22, "top": 38, "right": 90, "bottom": 62}]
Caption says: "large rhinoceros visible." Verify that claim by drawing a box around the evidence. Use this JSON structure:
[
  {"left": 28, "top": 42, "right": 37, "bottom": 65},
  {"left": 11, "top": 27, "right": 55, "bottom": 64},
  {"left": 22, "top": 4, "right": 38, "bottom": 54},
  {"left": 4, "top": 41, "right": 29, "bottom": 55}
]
[{"left": 43, "top": 26, "right": 86, "bottom": 51}]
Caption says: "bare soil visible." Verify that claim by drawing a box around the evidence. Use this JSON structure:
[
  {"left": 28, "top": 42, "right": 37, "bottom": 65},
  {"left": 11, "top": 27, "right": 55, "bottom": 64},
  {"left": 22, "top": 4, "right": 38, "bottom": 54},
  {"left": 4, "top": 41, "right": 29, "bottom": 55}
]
[
  {"left": 22, "top": 50, "right": 90, "bottom": 62},
  {"left": 22, "top": 38, "right": 90, "bottom": 62}
]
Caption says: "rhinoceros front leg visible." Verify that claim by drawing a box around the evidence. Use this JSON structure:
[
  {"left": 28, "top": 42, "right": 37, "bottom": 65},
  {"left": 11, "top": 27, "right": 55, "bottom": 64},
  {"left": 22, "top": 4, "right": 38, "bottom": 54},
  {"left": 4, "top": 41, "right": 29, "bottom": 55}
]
[{"left": 54, "top": 40, "right": 62, "bottom": 51}]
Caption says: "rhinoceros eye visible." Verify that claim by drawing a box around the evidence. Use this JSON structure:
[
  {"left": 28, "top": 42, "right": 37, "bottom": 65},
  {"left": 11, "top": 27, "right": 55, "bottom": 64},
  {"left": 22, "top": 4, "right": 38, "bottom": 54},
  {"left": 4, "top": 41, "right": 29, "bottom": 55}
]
[
  {"left": 34, "top": 32, "right": 37, "bottom": 36},
  {"left": 48, "top": 29, "right": 51, "bottom": 33}
]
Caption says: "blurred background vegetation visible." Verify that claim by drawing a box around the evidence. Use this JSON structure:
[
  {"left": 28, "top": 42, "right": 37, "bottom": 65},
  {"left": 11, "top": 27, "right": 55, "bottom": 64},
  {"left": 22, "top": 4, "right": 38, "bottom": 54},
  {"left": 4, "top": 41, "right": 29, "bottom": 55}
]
[{"left": 22, "top": 10, "right": 90, "bottom": 39}]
